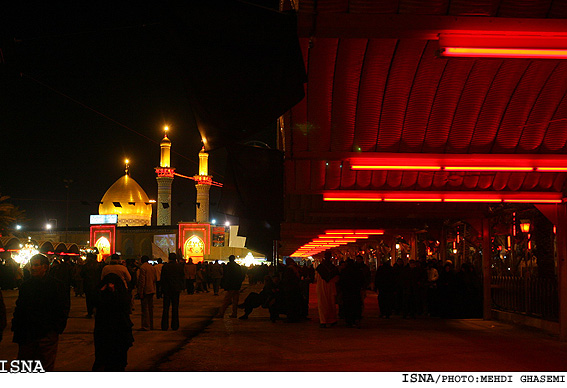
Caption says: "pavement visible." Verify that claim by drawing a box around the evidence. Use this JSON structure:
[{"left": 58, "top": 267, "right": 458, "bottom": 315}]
[{"left": 2, "top": 282, "right": 567, "bottom": 373}]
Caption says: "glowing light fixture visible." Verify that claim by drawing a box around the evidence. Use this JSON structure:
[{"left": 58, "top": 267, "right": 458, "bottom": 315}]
[
  {"left": 520, "top": 220, "right": 531, "bottom": 234},
  {"left": 439, "top": 33, "right": 567, "bottom": 59},
  {"left": 348, "top": 153, "right": 567, "bottom": 172},
  {"left": 442, "top": 47, "right": 567, "bottom": 59},
  {"left": 323, "top": 191, "right": 563, "bottom": 204}
]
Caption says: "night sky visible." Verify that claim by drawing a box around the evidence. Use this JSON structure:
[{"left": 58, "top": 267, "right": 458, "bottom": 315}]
[{"left": 1, "top": 2, "right": 278, "bottom": 231}]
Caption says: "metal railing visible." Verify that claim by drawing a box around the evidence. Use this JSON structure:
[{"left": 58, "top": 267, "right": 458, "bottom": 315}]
[{"left": 491, "top": 275, "right": 559, "bottom": 322}]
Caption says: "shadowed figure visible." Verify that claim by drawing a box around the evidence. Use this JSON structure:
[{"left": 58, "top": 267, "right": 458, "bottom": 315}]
[{"left": 92, "top": 273, "right": 134, "bottom": 371}]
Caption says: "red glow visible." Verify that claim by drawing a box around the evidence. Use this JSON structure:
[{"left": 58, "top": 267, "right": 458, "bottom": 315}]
[
  {"left": 444, "top": 166, "right": 534, "bottom": 171},
  {"left": 351, "top": 165, "right": 441, "bottom": 170},
  {"left": 443, "top": 47, "right": 567, "bottom": 59},
  {"left": 348, "top": 154, "right": 567, "bottom": 172},
  {"left": 383, "top": 198, "right": 442, "bottom": 202},
  {"left": 444, "top": 198, "right": 502, "bottom": 202},
  {"left": 323, "top": 191, "right": 563, "bottom": 203},
  {"left": 536, "top": 167, "right": 567, "bottom": 172}
]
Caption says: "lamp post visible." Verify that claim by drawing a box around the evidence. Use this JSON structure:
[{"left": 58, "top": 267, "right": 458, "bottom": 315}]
[{"left": 520, "top": 220, "right": 532, "bottom": 275}]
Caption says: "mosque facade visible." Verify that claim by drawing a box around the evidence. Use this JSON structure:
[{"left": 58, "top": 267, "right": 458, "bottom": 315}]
[{"left": 12, "top": 130, "right": 263, "bottom": 265}]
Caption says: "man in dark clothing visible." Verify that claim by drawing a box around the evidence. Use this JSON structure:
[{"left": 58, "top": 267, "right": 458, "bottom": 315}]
[
  {"left": 0, "top": 289, "right": 6, "bottom": 342},
  {"left": 216, "top": 255, "right": 244, "bottom": 318},
  {"left": 209, "top": 260, "right": 223, "bottom": 295},
  {"left": 338, "top": 258, "right": 365, "bottom": 327},
  {"left": 12, "top": 254, "right": 70, "bottom": 371},
  {"left": 81, "top": 253, "right": 101, "bottom": 318},
  {"left": 281, "top": 259, "right": 303, "bottom": 322},
  {"left": 355, "top": 255, "right": 372, "bottom": 314},
  {"left": 160, "top": 253, "right": 185, "bottom": 330},
  {"left": 375, "top": 260, "right": 395, "bottom": 318},
  {"left": 400, "top": 259, "right": 421, "bottom": 318}
]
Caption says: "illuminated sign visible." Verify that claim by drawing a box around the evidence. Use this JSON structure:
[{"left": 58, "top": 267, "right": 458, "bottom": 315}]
[{"left": 90, "top": 214, "right": 118, "bottom": 225}]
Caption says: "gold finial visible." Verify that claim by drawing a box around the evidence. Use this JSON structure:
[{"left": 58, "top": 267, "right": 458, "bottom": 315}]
[{"left": 125, "top": 159, "right": 130, "bottom": 175}]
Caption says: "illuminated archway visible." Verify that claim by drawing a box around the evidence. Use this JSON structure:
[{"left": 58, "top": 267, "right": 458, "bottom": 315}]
[
  {"left": 95, "top": 236, "right": 111, "bottom": 262},
  {"left": 183, "top": 235, "right": 204, "bottom": 263}
]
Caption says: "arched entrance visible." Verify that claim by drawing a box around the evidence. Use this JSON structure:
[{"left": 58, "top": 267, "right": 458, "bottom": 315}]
[{"left": 183, "top": 235, "right": 204, "bottom": 263}]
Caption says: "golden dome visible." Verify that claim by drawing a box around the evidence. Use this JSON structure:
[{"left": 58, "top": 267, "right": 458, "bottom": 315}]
[{"left": 99, "top": 174, "right": 152, "bottom": 226}]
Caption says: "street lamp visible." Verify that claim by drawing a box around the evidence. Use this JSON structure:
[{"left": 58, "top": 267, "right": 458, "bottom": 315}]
[{"left": 520, "top": 220, "right": 531, "bottom": 233}]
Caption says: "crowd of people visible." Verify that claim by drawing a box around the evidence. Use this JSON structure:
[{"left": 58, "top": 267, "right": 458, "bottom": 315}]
[{"left": 0, "top": 250, "right": 483, "bottom": 372}]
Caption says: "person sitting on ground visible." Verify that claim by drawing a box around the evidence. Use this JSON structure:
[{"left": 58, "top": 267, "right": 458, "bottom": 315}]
[{"left": 238, "top": 275, "right": 277, "bottom": 320}]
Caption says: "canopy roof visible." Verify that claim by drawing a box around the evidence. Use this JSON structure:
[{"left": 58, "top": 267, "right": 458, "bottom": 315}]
[{"left": 280, "top": 0, "right": 567, "bottom": 256}]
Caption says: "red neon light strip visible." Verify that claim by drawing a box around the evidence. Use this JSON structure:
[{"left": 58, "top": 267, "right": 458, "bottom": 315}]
[
  {"left": 536, "top": 167, "right": 567, "bottom": 172},
  {"left": 504, "top": 199, "right": 562, "bottom": 203},
  {"left": 384, "top": 198, "right": 442, "bottom": 202},
  {"left": 444, "top": 166, "right": 534, "bottom": 171},
  {"left": 323, "top": 191, "right": 563, "bottom": 203},
  {"left": 349, "top": 154, "right": 567, "bottom": 171},
  {"left": 351, "top": 165, "right": 441, "bottom": 170},
  {"left": 444, "top": 198, "right": 502, "bottom": 202},
  {"left": 443, "top": 47, "right": 567, "bottom": 59}
]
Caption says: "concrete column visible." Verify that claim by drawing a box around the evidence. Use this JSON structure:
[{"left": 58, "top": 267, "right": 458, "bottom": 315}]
[
  {"left": 556, "top": 203, "right": 567, "bottom": 341},
  {"left": 482, "top": 217, "right": 492, "bottom": 320}
]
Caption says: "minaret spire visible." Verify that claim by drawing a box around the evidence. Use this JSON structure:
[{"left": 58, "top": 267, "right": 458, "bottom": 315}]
[
  {"left": 155, "top": 125, "right": 175, "bottom": 226},
  {"left": 194, "top": 144, "right": 212, "bottom": 223}
]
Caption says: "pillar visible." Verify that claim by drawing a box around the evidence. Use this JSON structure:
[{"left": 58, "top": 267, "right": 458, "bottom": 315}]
[
  {"left": 195, "top": 183, "right": 211, "bottom": 223},
  {"left": 156, "top": 176, "right": 173, "bottom": 226},
  {"left": 482, "top": 217, "right": 492, "bottom": 320},
  {"left": 556, "top": 203, "right": 567, "bottom": 341}
]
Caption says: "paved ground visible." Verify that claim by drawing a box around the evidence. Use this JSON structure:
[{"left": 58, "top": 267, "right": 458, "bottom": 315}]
[{"left": 2, "top": 282, "right": 567, "bottom": 373}]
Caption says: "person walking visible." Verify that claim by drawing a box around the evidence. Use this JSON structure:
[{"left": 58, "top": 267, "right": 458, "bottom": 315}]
[
  {"left": 216, "top": 255, "right": 244, "bottom": 318},
  {"left": 375, "top": 259, "right": 395, "bottom": 318},
  {"left": 355, "top": 255, "right": 371, "bottom": 315},
  {"left": 209, "top": 260, "right": 223, "bottom": 295},
  {"left": 315, "top": 251, "right": 339, "bottom": 328},
  {"left": 101, "top": 254, "right": 131, "bottom": 288},
  {"left": 11, "top": 254, "right": 70, "bottom": 371},
  {"left": 160, "top": 253, "right": 185, "bottom": 331},
  {"left": 0, "top": 289, "right": 6, "bottom": 342},
  {"left": 338, "top": 258, "right": 365, "bottom": 327},
  {"left": 154, "top": 258, "right": 164, "bottom": 299},
  {"left": 184, "top": 258, "right": 196, "bottom": 295},
  {"left": 92, "top": 273, "right": 134, "bottom": 371},
  {"left": 137, "top": 256, "right": 157, "bottom": 331},
  {"left": 81, "top": 253, "right": 100, "bottom": 318}
]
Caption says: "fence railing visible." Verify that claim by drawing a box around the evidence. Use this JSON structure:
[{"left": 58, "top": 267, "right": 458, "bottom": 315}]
[{"left": 491, "top": 275, "right": 559, "bottom": 322}]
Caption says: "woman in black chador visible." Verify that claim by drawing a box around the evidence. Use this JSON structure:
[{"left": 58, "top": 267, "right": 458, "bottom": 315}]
[
  {"left": 338, "top": 258, "right": 365, "bottom": 327},
  {"left": 92, "top": 273, "right": 134, "bottom": 371}
]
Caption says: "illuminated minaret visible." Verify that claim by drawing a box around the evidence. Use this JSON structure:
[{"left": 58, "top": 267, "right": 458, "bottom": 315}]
[
  {"left": 194, "top": 146, "right": 212, "bottom": 222},
  {"left": 155, "top": 126, "right": 175, "bottom": 226}
]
